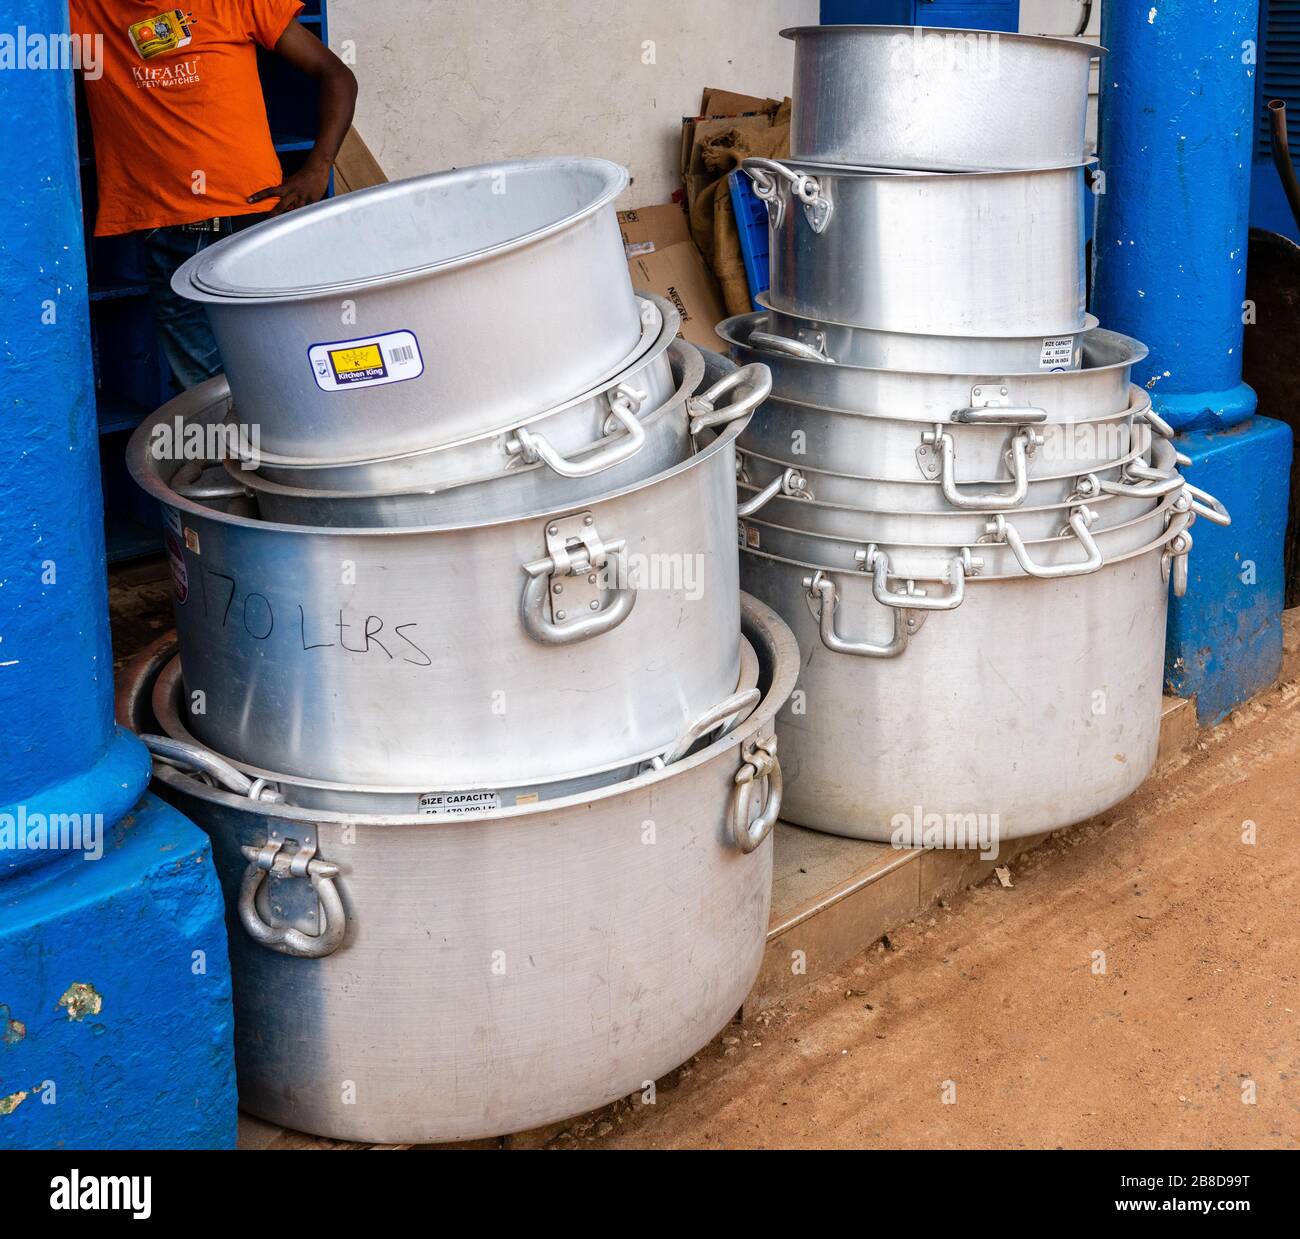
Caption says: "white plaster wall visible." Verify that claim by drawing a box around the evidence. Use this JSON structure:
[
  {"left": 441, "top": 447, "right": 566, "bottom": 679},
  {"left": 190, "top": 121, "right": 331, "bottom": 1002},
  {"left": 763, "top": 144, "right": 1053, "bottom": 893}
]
[
  {"left": 328, "top": 0, "right": 818, "bottom": 206},
  {"left": 1020, "top": 0, "right": 1101, "bottom": 152}
]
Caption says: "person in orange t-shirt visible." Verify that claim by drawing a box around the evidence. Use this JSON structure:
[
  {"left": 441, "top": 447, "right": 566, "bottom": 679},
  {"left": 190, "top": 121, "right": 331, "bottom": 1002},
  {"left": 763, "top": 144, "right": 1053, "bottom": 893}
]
[{"left": 69, "top": 3, "right": 357, "bottom": 387}]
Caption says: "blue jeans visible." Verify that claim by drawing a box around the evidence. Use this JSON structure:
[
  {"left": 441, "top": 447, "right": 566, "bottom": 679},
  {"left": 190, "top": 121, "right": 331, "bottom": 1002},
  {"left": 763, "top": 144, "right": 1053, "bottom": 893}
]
[{"left": 141, "top": 214, "right": 268, "bottom": 390}]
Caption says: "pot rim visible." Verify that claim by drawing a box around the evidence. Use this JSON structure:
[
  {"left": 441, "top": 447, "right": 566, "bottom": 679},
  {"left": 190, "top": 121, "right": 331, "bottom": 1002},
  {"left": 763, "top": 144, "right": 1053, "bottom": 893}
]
[
  {"left": 149, "top": 637, "right": 759, "bottom": 797},
  {"left": 779, "top": 24, "right": 1102, "bottom": 57},
  {"left": 739, "top": 418, "right": 1161, "bottom": 494},
  {"left": 741, "top": 470, "right": 1186, "bottom": 551},
  {"left": 742, "top": 514, "right": 1179, "bottom": 586},
  {"left": 127, "top": 359, "right": 751, "bottom": 539},
  {"left": 754, "top": 154, "right": 1097, "bottom": 182},
  {"left": 178, "top": 157, "right": 630, "bottom": 304},
  {"left": 121, "top": 594, "right": 799, "bottom": 828},
  {"left": 719, "top": 312, "right": 1150, "bottom": 379},
  {"left": 755, "top": 294, "right": 1102, "bottom": 346}
]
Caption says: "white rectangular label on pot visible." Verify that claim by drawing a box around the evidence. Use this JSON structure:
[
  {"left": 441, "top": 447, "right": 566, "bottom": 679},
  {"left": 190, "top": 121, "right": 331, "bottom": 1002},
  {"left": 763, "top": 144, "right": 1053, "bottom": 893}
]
[
  {"left": 418, "top": 790, "right": 503, "bottom": 817},
  {"left": 308, "top": 330, "right": 424, "bottom": 392},
  {"left": 1038, "top": 336, "right": 1075, "bottom": 370}
]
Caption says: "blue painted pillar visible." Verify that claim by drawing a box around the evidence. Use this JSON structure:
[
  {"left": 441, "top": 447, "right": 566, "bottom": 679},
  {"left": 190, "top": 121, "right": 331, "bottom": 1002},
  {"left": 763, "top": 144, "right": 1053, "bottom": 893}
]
[
  {"left": 1091, "top": 0, "right": 1259, "bottom": 431},
  {"left": 1092, "top": 0, "right": 1289, "bottom": 722},
  {"left": 0, "top": 0, "right": 237, "bottom": 1146}
]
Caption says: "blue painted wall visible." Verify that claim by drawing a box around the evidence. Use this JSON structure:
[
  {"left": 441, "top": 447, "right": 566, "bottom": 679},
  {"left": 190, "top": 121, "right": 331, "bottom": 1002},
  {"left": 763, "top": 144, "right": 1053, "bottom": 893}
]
[{"left": 820, "top": 0, "right": 1019, "bottom": 31}]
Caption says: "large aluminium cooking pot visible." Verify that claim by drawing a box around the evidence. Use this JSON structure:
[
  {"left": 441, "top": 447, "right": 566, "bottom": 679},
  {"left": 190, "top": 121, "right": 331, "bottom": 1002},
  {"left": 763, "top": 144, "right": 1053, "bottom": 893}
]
[
  {"left": 784, "top": 25, "right": 1099, "bottom": 172},
  {"left": 243, "top": 292, "right": 682, "bottom": 493},
  {"left": 127, "top": 352, "right": 760, "bottom": 788},
  {"left": 753, "top": 295, "right": 1096, "bottom": 374},
  {"left": 115, "top": 594, "right": 798, "bottom": 1145},
  {"left": 740, "top": 484, "right": 1220, "bottom": 586},
  {"left": 740, "top": 385, "right": 1166, "bottom": 486},
  {"left": 736, "top": 430, "right": 1175, "bottom": 527},
  {"left": 145, "top": 636, "right": 762, "bottom": 815},
  {"left": 173, "top": 158, "right": 643, "bottom": 461},
  {"left": 719, "top": 312, "right": 1147, "bottom": 423},
  {"left": 226, "top": 348, "right": 769, "bottom": 529},
  {"left": 739, "top": 521, "right": 1191, "bottom": 843},
  {"left": 744, "top": 157, "right": 1090, "bottom": 336}
]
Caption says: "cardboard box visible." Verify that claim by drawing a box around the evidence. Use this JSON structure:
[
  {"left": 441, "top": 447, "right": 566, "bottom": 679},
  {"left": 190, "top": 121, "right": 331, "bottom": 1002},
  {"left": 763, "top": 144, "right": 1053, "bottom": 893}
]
[
  {"left": 617, "top": 204, "right": 691, "bottom": 259},
  {"left": 629, "top": 240, "right": 727, "bottom": 352},
  {"left": 700, "top": 87, "right": 781, "bottom": 117}
]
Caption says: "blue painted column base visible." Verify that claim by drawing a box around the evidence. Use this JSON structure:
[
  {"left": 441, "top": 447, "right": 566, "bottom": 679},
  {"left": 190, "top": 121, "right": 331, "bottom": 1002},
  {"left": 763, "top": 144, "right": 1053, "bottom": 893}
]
[
  {"left": 1153, "top": 380, "right": 1258, "bottom": 435},
  {"left": 0, "top": 792, "right": 237, "bottom": 1149},
  {"left": 1166, "top": 416, "right": 1293, "bottom": 724}
]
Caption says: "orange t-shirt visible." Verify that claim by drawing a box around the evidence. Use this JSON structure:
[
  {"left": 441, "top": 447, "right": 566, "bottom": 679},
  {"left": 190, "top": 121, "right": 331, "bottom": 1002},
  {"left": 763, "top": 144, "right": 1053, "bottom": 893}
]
[{"left": 69, "top": 2, "right": 304, "bottom": 235}]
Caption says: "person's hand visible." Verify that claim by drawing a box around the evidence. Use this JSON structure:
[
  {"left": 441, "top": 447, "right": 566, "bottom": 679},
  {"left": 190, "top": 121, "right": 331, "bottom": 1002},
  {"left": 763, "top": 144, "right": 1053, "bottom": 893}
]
[{"left": 248, "top": 157, "right": 332, "bottom": 216}]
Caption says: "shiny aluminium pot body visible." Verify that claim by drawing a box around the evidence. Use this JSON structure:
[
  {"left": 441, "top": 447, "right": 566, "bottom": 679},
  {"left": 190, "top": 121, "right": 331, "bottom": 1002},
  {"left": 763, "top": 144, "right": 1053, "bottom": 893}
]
[
  {"left": 227, "top": 346, "right": 769, "bottom": 530},
  {"left": 127, "top": 355, "right": 756, "bottom": 789},
  {"left": 739, "top": 386, "right": 1162, "bottom": 485},
  {"left": 753, "top": 295, "right": 1096, "bottom": 374},
  {"left": 174, "top": 159, "right": 643, "bottom": 461},
  {"left": 784, "top": 25, "right": 1099, "bottom": 172},
  {"left": 146, "top": 636, "right": 762, "bottom": 815},
  {"left": 745, "top": 157, "right": 1089, "bottom": 336},
  {"left": 246, "top": 292, "right": 682, "bottom": 493},
  {"left": 114, "top": 595, "right": 798, "bottom": 1145},
  {"left": 718, "top": 313, "right": 1147, "bottom": 423},
  {"left": 740, "top": 528, "right": 1182, "bottom": 842}
]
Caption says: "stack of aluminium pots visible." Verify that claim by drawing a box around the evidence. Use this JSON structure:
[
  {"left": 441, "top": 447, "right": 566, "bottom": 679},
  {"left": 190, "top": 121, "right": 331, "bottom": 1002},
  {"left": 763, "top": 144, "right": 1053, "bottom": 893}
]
[
  {"left": 123, "top": 158, "right": 793, "bottom": 1144},
  {"left": 725, "top": 25, "right": 1229, "bottom": 843}
]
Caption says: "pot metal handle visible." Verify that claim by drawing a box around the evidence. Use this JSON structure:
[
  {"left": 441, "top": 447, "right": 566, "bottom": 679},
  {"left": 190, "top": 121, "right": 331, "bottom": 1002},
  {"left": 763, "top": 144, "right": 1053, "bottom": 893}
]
[
  {"left": 1161, "top": 526, "right": 1195, "bottom": 598},
  {"left": 650, "top": 687, "right": 762, "bottom": 770},
  {"left": 238, "top": 841, "right": 346, "bottom": 959},
  {"left": 1181, "top": 481, "right": 1231, "bottom": 526},
  {"left": 743, "top": 157, "right": 833, "bottom": 234},
  {"left": 1141, "top": 406, "right": 1176, "bottom": 439},
  {"left": 926, "top": 427, "right": 1036, "bottom": 511},
  {"left": 173, "top": 473, "right": 251, "bottom": 502},
  {"left": 748, "top": 329, "right": 834, "bottom": 365},
  {"left": 507, "top": 389, "right": 648, "bottom": 479},
  {"left": 689, "top": 362, "right": 773, "bottom": 434},
  {"left": 1096, "top": 464, "right": 1186, "bottom": 499},
  {"left": 730, "top": 736, "right": 781, "bottom": 854},
  {"left": 862, "top": 545, "right": 968, "bottom": 612},
  {"left": 736, "top": 456, "right": 811, "bottom": 518},
  {"left": 142, "top": 733, "right": 282, "bottom": 802},
  {"left": 988, "top": 506, "right": 1104, "bottom": 579},
  {"left": 951, "top": 404, "right": 1048, "bottom": 425},
  {"left": 520, "top": 544, "right": 637, "bottom": 647},
  {"left": 803, "top": 570, "right": 910, "bottom": 659}
]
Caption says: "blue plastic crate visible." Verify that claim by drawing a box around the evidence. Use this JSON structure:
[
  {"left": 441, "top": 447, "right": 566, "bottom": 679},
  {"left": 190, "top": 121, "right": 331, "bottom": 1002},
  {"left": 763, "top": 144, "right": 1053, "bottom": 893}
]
[{"left": 728, "top": 170, "right": 769, "bottom": 312}]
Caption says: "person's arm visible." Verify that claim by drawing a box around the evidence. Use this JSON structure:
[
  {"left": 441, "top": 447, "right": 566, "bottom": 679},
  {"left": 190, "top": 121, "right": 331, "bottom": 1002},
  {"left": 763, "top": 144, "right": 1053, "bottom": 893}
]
[{"left": 247, "top": 21, "right": 357, "bottom": 216}]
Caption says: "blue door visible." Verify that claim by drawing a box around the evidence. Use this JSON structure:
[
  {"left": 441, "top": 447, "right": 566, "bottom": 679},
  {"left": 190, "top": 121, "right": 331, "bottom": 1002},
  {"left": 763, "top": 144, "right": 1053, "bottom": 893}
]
[{"left": 820, "top": 1, "right": 1019, "bottom": 32}]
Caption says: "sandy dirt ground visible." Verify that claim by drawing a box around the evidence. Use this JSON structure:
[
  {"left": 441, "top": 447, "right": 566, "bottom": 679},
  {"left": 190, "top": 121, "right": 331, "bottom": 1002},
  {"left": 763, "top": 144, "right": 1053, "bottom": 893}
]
[{"left": 521, "top": 679, "right": 1300, "bottom": 1150}]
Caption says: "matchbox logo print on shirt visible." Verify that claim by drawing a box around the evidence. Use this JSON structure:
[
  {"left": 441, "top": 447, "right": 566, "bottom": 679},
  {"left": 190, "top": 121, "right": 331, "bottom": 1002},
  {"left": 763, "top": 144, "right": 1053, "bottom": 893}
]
[{"left": 128, "top": 9, "right": 199, "bottom": 88}]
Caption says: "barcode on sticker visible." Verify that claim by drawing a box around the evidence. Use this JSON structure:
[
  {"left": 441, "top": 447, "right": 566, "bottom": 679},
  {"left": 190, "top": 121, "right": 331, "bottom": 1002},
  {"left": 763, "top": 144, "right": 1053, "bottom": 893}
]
[{"left": 308, "top": 329, "right": 423, "bottom": 392}]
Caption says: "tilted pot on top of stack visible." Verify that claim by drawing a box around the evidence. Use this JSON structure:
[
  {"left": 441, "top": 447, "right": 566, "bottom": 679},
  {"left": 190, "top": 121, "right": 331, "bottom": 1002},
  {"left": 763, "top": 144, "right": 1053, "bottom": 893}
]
[
  {"left": 125, "top": 158, "right": 793, "bottom": 1144},
  {"left": 728, "top": 24, "right": 1228, "bottom": 843}
]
